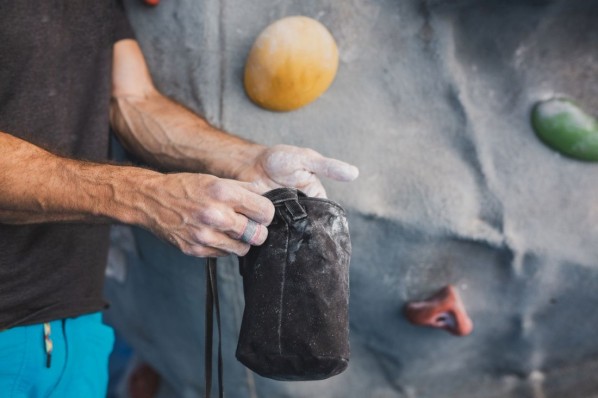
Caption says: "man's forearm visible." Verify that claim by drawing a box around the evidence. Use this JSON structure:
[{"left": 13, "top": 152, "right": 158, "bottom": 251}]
[
  {"left": 0, "top": 130, "right": 274, "bottom": 257},
  {"left": 110, "top": 91, "right": 265, "bottom": 178},
  {"left": 0, "top": 131, "right": 156, "bottom": 225}
]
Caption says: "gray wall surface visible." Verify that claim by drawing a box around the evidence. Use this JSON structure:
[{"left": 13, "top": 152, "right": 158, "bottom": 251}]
[{"left": 105, "top": 0, "right": 598, "bottom": 397}]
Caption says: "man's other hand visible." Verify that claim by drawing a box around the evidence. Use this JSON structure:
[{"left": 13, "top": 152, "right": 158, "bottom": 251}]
[{"left": 236, "top": 144, "right": 359, "bottom": 198}]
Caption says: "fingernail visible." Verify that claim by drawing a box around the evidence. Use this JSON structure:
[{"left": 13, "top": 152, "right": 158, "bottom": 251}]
[{"left": 403, "top": 285, "right": 473, "bottom": 336}]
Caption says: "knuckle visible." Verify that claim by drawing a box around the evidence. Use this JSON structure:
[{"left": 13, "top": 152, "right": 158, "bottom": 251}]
[
  {"left": 206, "top": 179, "right": 230, "bottom": 201},
  {"left": 198, "top": 207, "right": 227, "bottom": 227},
  {"left": 180, "top": 244, "right": 196, "bottom": 257},
  {"left": 194, "top": 229, "right": 213, "bottom": 246}
]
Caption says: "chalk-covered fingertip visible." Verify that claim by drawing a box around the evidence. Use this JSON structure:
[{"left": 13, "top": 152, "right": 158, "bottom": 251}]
[{"left": 334, "top": 163, "right": 359, "bottom": 181}]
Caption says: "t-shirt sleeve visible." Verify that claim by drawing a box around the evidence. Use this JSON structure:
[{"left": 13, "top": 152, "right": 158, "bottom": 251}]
[{"left": 114, "top": 0, "right": 135, "bottom": 43}]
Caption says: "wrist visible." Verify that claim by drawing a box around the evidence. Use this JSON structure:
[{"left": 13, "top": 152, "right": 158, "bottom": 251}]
[
  {"left": 225, "top": 143, "right": 267, "bottom": 181},
  {"left": 88, "top": 164, "right": 163, "bottom": 227}
]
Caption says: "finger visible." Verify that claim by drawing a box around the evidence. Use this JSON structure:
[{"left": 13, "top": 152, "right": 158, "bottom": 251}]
[
  {"left": 211, "top": 209, "right": 269, "bottom": 246},
  {"left": 192, "top": 229, "right": 252, "bottom": 257},
  {"left": 301, "top": 178, "right": 327, "bottom": 198},
  {"left": 231, "top": 185, "right": 275, "bottom": 226},
  {"left": 203, "top": 179, "right": 274, "bottom": 226},
  {"left": 180, "top": 243, "right": 229, "bottom": 258},
  {"left": 170, "top": 231, "right": 232, "bottom": 257},
  {"left": 236, "top": 218, "right": 269, "bottom": 246},
  {"left": 198, "top": 205, "right": 264, "bottom": 243},
  {"left": 189, "top": 247, "right": 230, "bottom": 258},
  {"left": 306, "top": 155, "right": 359, "bottom": 182}
]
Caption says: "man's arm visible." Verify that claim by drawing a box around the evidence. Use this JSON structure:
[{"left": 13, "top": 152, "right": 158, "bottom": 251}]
[
  {"left": 0, "top": 131, "right": 149, "bottom": 225},
  {"left": 109, "top": 40, "right": 358, "bottom": 197},
  {"left": 0, "top": 38, "right": 356, "bottom": 259},
  {"left": 110, "top": 39, "right": 262, "bottom": 177},
  {"left": 0, "top": 133, "right": 273, "bottom": 258}
]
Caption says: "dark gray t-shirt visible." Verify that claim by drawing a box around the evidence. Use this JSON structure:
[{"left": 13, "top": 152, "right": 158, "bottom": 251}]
[{"left": 0, "top": 1, "right": 134, "bottom": 330}]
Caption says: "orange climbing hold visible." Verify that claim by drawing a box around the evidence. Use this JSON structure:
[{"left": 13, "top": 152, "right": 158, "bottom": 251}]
[
  {"left": 404, "top": 285, "right": 473, "bottom": 336},
  {"left": 244, "top": 16, "right": 339, "bottom": 112}
]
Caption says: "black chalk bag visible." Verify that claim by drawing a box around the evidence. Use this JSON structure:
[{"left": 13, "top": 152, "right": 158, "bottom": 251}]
[{"left": 236, "top": 188, "right": 351, "bottom": 381}]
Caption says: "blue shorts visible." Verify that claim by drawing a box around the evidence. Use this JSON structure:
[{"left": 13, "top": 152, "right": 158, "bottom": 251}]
[{"left": 0, "top": 312, "right": 114, "bottom": 398}]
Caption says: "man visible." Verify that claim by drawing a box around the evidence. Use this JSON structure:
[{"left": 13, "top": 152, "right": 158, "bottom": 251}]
[{"left": 0, "top": 2, "right": 358, "bottom": 396}]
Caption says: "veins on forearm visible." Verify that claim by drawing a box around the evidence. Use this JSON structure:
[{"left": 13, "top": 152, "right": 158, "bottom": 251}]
[
  {"left": 0, "top": 131, "right": 155, "bottom": 226},
  {"left": 112, "top": 96, "right": 197, "bottom": 168},
  {"left": 110, "top": 93, "right": 264, "bottom": 178}
]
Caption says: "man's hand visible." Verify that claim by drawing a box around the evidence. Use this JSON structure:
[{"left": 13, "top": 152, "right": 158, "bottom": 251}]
[
  {"left": 137, "top": 173, "right": 274, "bottom": 257},
  {"left": 1, "top": 41, "right": 357, "bottom": 261},
  {"left": 109, "top": 39, "right": 357, "bottom": 259},
  {"left": 111, "top": 40, "right": 358, "bottom": 199},
  {"left": 235, "top": 144, "right": 359, "bottom": 198},
  {"left": 0, "top": 131, "right": 273, "bottom": 258}
]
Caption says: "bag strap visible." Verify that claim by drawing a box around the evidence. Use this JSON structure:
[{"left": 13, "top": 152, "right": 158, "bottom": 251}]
[
  {"left": 205, "top": 257, "right": 223, "bottom": 398},
  {"left": 264, "top": 188, "right": 308, "bottom": 221}
]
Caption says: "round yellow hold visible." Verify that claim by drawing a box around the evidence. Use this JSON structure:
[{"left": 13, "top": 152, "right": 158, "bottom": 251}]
[{"left": 244, "top": 16, "right": 339, "bottom": 112}]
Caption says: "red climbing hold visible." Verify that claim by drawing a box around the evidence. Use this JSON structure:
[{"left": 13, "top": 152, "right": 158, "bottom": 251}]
[
  {"left": 404, "top": 285, "right": 473, "bottom": 336},
  {"left": 128, "top": 362, "right": 161, "bottom": 398},
  {"left": 143, "top": 0, "right": 160, "bottom": 6}
]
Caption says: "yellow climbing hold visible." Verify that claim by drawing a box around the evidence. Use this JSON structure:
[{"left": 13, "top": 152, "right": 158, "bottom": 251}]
[{"left": 244, "top": 16, "right": 339, "bottom": 112}]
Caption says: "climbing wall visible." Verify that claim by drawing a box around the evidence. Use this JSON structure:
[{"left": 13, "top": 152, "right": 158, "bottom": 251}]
[{"left": 105, "top": 0, "right": 598, "bottom": 397}]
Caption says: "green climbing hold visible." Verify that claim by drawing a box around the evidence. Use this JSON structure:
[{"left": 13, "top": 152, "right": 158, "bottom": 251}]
[{"left": 531, "top": 98, "right": 598, "bottom": 162}]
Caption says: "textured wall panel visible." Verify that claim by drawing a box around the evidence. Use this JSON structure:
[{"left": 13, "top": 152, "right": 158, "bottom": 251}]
[{"left": 105, "top": 1, "right": 598, "bottom": 397}]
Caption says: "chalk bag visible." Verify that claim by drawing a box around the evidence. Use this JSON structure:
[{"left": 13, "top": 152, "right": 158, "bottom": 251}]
[{"left": 236, "top": 188, "right": 351, "bottom": 381}]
